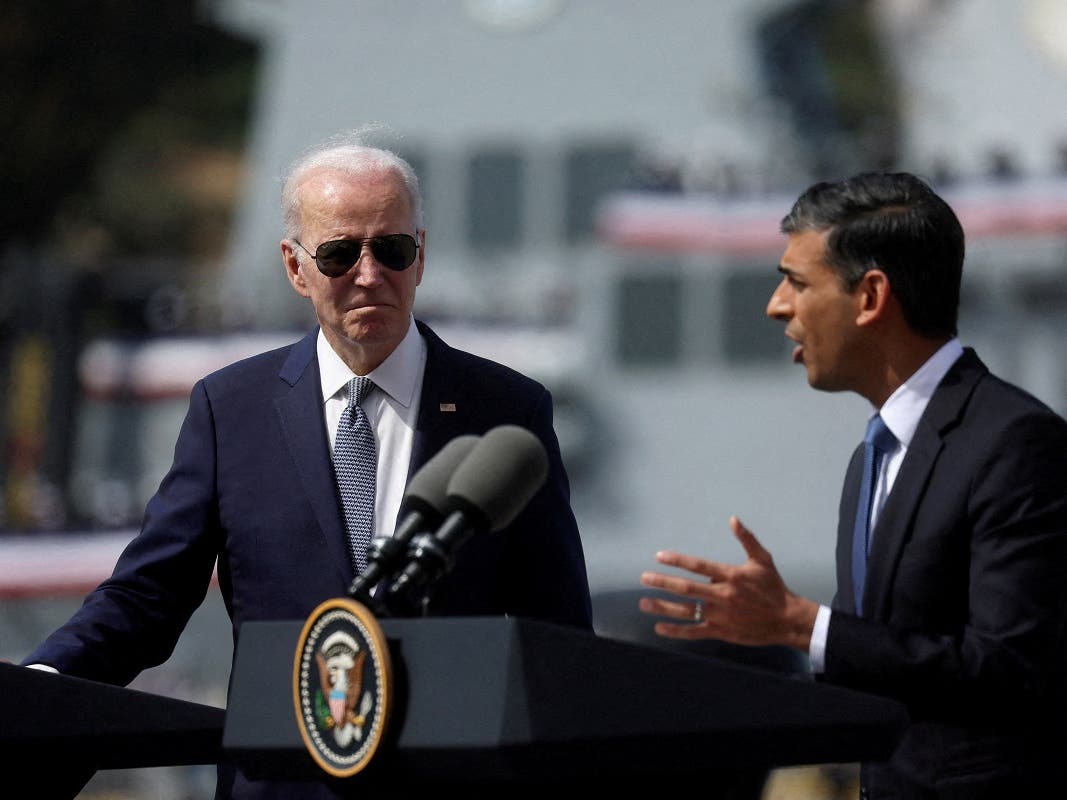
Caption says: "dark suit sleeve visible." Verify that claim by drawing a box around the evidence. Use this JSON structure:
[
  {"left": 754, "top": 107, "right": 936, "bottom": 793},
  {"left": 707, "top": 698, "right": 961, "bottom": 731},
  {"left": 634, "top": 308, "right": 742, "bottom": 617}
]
[
  {"left": 420, "top": 378, "right": 593, "bottom": 630},
  {"left": 20, "top": 379, "right": 222, "bottom": 685},
  {"left": 499, "top": 385, "right": 593, "bottom": 629},
  {"left": 414, "top": 323, "right": 593, "bottom": 630},
  {"left": 824, "top": 405, "right": 1067, "bottom": 722}
]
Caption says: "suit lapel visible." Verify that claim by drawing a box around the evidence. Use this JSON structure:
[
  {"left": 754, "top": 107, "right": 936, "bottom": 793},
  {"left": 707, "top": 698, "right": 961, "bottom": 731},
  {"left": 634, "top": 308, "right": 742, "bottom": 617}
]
[
  {"left": 863, "top": 428, "right": 940, "bottom": 618},
  {"left": 274, "top": 330, "right": 354, "bottom": 586},
  {"left": 409, "top": 321, "right": 470, "bottom": 478},
  {"left": 862, "top": 349, "right": 987, "bottom": 618},
  {"left": 837, "top": 445, "right": 864, "bottom": 614}
]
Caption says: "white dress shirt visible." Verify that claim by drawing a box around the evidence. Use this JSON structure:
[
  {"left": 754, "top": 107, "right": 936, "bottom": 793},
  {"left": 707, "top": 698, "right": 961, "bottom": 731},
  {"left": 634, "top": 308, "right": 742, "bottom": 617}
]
[
  {"left": 809, "top": 338, "right": 964, "bottom": 672},
  {"left": 317, "top": 317, "right": 427, "bottom": 542}
]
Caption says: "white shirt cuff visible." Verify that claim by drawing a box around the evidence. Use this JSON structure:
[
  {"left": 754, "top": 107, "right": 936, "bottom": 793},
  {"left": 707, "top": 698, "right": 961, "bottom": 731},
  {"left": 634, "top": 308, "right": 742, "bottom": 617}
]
[{"left": 808, "top": 604, "right": 831, "bottom": 674}]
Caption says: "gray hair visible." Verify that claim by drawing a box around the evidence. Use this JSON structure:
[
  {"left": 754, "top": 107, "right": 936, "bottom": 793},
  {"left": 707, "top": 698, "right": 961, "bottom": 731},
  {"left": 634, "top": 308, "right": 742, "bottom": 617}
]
[{"left": 280, "top": 124, "right": 425, "bottom": 238}]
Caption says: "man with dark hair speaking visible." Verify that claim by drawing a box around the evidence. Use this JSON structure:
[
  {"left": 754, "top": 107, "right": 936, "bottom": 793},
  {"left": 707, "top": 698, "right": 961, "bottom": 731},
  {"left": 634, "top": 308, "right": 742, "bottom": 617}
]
[{"left": 640, "top": 172, "right": 1067, "bottom": 797}]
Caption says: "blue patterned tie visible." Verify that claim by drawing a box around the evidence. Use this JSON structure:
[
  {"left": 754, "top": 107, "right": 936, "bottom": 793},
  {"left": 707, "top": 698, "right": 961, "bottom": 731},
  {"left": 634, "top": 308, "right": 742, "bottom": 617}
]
[
  {"left": 334, "top": 377, "right": 376, "bottom": 574},
  {"left": 852, "top": 414, "right": 896, "bottom": 616}
]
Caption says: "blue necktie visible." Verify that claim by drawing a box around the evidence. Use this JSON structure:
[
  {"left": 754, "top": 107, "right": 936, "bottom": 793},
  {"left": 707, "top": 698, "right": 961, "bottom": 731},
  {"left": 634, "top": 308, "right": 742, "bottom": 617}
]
[
  {"left": 852, "top": 414, "right": 896, "bottom": 616},
  {"left": 333, "top": 377, "right": 376, "bottom": 574}
]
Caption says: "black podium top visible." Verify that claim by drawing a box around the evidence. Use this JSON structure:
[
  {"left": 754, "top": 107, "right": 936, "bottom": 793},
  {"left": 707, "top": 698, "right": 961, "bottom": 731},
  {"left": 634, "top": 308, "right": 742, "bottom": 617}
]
[
  {"left": 0, "top": 660, "right": 225, "bottom": 768},
  {"left": 0, "top": 614, "right": 909, "bottom": 794},
  {"left": 224, "top": 615, "right": 908, "bottom": 786}
]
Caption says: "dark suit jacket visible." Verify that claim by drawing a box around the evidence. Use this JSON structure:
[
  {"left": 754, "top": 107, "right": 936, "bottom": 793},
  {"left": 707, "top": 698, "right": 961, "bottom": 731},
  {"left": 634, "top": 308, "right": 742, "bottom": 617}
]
[
  {"left": 825, "top": 349, "right": 1067, "bottom": 797},
  {"left": 23, "top": 320, "right": 592, "bottom": 799}
]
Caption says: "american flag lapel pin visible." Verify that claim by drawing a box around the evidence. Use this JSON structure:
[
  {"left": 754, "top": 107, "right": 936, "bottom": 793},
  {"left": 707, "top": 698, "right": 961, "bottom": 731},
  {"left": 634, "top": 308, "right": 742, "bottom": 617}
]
[{"left": 439, "top": 403, "right": 457, "bottom": 412}]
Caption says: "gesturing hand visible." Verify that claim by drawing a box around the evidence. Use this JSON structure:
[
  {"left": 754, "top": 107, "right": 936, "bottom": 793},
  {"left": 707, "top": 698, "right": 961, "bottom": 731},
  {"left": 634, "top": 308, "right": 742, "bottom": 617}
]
[{"left": 638, "top": 516, "right": 818, "bottom": 651}]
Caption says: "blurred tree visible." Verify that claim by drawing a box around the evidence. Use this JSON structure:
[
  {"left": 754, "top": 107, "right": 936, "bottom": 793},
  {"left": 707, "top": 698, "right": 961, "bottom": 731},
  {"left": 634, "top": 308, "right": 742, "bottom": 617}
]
[
  {"left": 0, "top": 0, "right": 257, "bottom": 261},
  {"left": 0, "top": 0, "right": 258, "bottom": 530},
  {"left": 755, "top": 0, "right": 901, "bottom": 180}
]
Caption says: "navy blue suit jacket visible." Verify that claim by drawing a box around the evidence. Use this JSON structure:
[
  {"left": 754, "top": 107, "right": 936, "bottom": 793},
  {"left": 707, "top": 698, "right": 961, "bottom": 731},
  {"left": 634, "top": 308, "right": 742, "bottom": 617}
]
[
  {"left": 827, "top": 349, "right": 1067, "bottom": 796},
  {"left": 24, "top": 321, "right": 592, "bottom": 798}
]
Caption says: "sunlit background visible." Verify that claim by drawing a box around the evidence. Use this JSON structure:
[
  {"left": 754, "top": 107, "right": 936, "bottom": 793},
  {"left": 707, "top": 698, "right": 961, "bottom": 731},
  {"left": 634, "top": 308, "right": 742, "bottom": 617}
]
[{"left": 4, "top": 1, "right": 1067, "bottom": 797}]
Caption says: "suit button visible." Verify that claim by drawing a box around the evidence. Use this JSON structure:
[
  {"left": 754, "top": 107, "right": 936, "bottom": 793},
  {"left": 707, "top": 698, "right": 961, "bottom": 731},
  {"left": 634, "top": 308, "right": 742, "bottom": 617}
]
[{"left": 859, "top": 789, "right": 870, "bottom": 800}]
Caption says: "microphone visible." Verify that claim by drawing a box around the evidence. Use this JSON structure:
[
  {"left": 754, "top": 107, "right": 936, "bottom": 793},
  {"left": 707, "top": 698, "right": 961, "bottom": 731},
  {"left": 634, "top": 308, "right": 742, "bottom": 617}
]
[
  {"left": 385, "top": 425, "right": 549, "bottom": 608},
  {"left": 347, "top": 434, "right": 480, "bottom": 606}
]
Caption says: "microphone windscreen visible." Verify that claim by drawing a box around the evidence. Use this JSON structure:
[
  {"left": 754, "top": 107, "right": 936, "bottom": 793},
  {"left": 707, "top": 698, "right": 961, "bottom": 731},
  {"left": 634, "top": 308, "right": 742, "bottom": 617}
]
[
  {"left": 402, "top": 434, "right": 481, "bottom": 515},
  {"left": 446, "top": 425, "right": 549, "bottom": 532}
]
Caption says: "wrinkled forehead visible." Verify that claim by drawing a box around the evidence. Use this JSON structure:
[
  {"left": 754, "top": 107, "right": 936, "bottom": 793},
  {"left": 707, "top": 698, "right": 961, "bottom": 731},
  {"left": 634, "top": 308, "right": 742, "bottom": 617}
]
[{"left": 298, "top": 167, "right": 415, "bottom": 231}]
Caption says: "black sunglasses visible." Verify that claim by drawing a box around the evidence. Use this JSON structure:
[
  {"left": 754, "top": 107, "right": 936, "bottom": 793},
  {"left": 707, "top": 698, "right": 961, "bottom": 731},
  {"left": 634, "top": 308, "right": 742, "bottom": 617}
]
[{"left": 292, "top": 233, "right": 420, "bottom": 276}]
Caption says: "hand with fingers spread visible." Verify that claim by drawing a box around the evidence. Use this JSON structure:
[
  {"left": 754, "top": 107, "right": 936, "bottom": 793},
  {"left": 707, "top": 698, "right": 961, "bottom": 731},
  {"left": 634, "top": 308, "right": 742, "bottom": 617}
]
[{"left": 638, "top": 516, "right": 819, "bottom": 652}]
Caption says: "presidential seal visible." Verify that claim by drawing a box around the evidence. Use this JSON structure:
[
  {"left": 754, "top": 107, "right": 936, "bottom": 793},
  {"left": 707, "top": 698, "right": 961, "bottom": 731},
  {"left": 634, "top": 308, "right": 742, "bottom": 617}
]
[{"left": 293, "top": 597, "right": 392, "bottom": 778}]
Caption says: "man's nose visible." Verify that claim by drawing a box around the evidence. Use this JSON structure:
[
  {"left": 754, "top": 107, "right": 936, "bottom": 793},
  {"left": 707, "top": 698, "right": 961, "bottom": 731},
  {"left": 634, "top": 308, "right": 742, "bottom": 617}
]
[
  {"left": 351, "top": 246, "right": 385, "bottom": 282},
  {"left": 766, "top": 280, "right": 790, "bottom": 320}
]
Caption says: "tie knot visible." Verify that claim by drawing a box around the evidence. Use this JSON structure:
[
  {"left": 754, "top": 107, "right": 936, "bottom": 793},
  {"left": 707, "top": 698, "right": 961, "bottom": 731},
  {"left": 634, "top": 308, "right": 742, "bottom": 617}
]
[
  {"left": 347, "top": 376, "right": 373, "bottom": 408},
  {"left": 864, "top": 414, "right": 896, "bottom": 453}
]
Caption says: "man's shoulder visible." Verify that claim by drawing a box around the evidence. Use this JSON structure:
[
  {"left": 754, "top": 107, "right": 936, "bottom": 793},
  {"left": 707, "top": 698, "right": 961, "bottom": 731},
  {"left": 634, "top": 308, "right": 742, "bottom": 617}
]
[
  {"left": 941, "top": 348, "right": 1061, "bottom": 418},
  {"left": 419, "top": 319, "right": 547, "bottom": 391},
  {"left": 199, "top": 330, "right": 313, "bottom": 391},
  {"left": 971, "top": 363, "right": 1065, "bottom": 425},
  {"left": 940, "top": 351, "right": 1067, "bottom": 448}
]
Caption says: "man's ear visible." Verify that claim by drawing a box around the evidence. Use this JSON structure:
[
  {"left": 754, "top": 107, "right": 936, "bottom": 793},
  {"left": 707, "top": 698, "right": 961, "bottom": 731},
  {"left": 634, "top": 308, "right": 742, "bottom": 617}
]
[
  {"left": 856, "top": 269, "right": 890, "bottom": 327},
  {"left": 282, "top": 240, "right": 311, "bottom": 299},
  {"left": 413, "top": 229, "right": 426, "bottom": 287}
]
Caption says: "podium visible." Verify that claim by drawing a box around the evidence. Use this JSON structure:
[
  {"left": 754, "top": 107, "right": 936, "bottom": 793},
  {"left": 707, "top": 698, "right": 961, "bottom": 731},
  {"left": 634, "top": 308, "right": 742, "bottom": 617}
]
[
  {"left": 2, "top": 617, "right": 909, "bottom": 795},
  {"left": 0, "top": 660, "right": 225, "bottom": 796},
  {"left": 224, "top": 616, "right": 909, "bottom": 789}
]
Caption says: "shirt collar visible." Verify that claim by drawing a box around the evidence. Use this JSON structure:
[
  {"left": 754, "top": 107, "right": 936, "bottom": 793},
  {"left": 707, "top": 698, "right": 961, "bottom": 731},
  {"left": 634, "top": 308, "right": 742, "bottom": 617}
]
[
  {"left": 877, "top": 338, "right": 964, "bottom": 448},
  {"left": 317, "top": 316, "right": 424, "bottom": 407}
]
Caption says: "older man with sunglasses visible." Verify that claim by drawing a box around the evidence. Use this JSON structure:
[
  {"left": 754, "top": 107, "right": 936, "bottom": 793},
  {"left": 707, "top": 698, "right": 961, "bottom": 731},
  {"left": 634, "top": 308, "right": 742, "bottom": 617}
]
[{"left": 21, "top": 128, "right": 593, "bottom": 799}]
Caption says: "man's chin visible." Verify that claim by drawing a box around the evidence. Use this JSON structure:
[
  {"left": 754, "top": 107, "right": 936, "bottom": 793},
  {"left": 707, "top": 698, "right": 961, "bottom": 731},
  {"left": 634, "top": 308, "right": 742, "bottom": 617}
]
[
  {"left": 343, "top": 318, "right": 399, "bottom": 347},
  {"left": 807, "top": 373, "right": 851, "bottom": 395},
  {"left": 804, "top": 367, "right": 827, "bottom": 391}
]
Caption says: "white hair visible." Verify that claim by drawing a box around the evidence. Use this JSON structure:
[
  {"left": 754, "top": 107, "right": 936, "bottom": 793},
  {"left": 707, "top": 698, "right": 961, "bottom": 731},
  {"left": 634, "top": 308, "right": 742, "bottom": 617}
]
[{"left": 281, "top": 124, "right": 424, "bottom": 237}]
